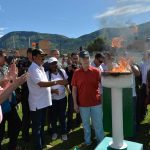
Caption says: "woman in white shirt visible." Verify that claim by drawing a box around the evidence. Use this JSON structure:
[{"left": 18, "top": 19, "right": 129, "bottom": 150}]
[{"left": 46, "top": 57, "right": 69, "bottom": 141}]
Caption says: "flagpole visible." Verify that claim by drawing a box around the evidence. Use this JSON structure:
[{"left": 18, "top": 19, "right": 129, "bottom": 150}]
[
  {"left": 29, "top": 37, "right": 31, "bottom": 48},
  {"left": 13, "top": 36, "right": 16, "bottom": 49}
]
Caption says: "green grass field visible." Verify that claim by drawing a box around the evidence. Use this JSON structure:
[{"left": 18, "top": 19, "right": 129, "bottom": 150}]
[{"left": 1, "top": 105, "right": 150, "bottom": 150}]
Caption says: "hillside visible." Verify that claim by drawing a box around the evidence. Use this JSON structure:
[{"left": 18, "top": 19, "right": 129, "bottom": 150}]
[{"left": 0, "top": 22, "right": 150, "bottom": 51}]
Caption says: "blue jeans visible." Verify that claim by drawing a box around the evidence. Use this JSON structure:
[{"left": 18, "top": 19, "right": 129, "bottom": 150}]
[
  {"left": 30, "top": 108, "right": 46, "bottom": 150},
  {"left": 79, "top": 104, "right": 104, "bottom": 144}
]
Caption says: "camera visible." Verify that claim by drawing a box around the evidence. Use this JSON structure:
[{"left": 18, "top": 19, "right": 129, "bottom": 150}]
[
  {"left": 17, "top": 57, "right": 29, "bottom": 68},
  {"left": 71, "top": 64, "right": 77, "bottom": 70}
]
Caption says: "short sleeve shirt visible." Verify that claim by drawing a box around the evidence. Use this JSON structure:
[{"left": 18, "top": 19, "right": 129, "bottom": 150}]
[
  {"left": 72, "top": 66, "right": 101, "bottom": 107},
  {"left": 46, "top": 69, "right": 68, "bottom": 100},
  {"left": 27, "top": 62, "right": 52, "bottom": 111}
]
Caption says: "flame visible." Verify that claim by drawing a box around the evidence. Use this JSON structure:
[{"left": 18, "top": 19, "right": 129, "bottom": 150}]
[
  {"left": 111, "top": 57, "right": 131, "bottom": 72},
  {"left": 130, "top": 25, "right": 138, "bottom": 34},
  {"left": 111, "top": 37, "right": 124, "bottom": 48},
  {"left": 32, "top": 42, "right": 36, "bottom": 47}
]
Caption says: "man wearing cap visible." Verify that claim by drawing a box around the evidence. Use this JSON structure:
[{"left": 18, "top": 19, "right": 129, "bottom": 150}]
[
  {"left": 27, "top": 49, "right": 68, "bottom": 150},
  {"left": 72, "top": 50, "right": 104, "bottom": 146}
]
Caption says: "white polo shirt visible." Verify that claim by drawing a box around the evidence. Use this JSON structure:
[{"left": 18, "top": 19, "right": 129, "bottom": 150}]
[
  {"left": 27, "top": 62, "right": 52, "bottom": 111},
  {"left": 91, "top": 62, "right": 103, "bottom": 94},
  {"left": 46, "top": 69, "right": 68, "bottom": 100}
]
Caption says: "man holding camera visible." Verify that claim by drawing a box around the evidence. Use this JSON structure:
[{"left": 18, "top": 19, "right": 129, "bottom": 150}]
[{"left": 65, "top": 52, "right": 81, "bottom": 132}]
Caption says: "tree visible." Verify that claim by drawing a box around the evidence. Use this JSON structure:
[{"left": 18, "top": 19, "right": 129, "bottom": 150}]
[{"left": 86, "top": 37, "right": 107, "bottom": 52}]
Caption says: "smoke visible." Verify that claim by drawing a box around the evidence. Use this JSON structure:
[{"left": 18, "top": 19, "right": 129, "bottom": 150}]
[
  {"left": 96, "top": 0, "right": 150, "bottom": 26},
  {"left": 96, "top": 0, "right": 150, "bottom": 58}
]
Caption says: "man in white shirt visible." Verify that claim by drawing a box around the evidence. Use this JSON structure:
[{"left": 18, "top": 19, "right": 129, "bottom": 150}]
[
  {"left": 27, "top": 49, "right": 67, "bottom": 150},
  {"left": 91, "top": 53, "right": 104, "bottom": 95},
  {"left": 91, "top": 53, "right": 104, "bottom": 71}
]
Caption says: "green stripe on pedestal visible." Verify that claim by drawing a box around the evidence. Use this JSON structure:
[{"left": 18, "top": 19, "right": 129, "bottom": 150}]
[{"left": 103, "top": 87, "right": 134, "bottom": 137}]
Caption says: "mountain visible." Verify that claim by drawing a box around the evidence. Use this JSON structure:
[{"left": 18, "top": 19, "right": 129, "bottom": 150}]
[{"left": 0, "top": 22, "right": 150, "bottom": 51}]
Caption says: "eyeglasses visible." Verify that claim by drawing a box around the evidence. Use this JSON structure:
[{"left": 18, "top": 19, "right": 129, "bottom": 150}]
[{"left": 50, "top": 62, "right": 57, "bottom": 65}]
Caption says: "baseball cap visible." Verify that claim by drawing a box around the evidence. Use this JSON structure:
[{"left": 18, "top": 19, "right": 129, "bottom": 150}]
[
  {"left": 32, "top": 49, "right": 47, "bottom": 56},
  {"left": 79, "top": 50, "right": 90, "bottom": 58},
  {"left": 47, "top": 57, "right": 58, "bottom": 63}
]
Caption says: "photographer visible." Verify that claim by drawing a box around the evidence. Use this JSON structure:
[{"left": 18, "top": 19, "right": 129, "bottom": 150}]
[
  {"left": 18, "top": 48, "right": 32, "bottom": 143},
  {"left": 65, "top": 52, "right": 81, "bottom": 132}
]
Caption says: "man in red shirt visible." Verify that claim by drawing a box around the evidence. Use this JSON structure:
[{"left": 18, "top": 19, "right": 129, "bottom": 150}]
[{"left": 72, "top": 50, "right": 104, "bottom": 145}]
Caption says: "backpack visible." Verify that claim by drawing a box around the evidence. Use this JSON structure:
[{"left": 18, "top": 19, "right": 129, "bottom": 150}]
[{"left": 48, "top": 69, "right": 65, "bottom": 81}]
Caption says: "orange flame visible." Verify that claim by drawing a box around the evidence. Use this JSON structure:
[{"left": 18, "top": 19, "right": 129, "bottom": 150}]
[
  {"left": 111, "top": 37, "right": 124, "bottom": 48},
  {"left": 32, "top": 42, "right": 36, "bottom": 47},
  {"left": 130, "top": 25, "right": 138, "bottom": 33},
  {"left": 111, "top": 57, "right": 131, "bottom": 72}
]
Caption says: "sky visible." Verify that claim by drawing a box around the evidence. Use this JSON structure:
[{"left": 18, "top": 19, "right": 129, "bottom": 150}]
[{"left": 0, "top": 0, "right": 150, "bottom": 38}]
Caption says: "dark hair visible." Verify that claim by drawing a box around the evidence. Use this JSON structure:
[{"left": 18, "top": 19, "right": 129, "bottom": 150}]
[
  {"left": 71, "top": 52, "right": 78, "bottom": 58},
  {"left": 27, "top": 48, "right": 33, "bottom": 54},
  {"left": 0, "top": 51, "right": 5, "bottom": 57},
  {"left": 95, "top": 53, "right": 104, "bottom": 59},
  {"left": 51, "top": 49, "right": 59, "bottom": 54}
]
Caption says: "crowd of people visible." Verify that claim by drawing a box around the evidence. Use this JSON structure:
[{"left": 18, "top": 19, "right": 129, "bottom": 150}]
[{"left": 0, "top": 47, "right": 150, "bottom": 150}]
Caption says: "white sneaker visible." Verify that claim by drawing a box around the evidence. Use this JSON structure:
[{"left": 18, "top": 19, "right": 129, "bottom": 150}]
[
  {"left": 52, "top": 133, "right": 57, "bottom": 140},
  {"left": 61, "top": 134, "right": 68, "bottom": 141}
]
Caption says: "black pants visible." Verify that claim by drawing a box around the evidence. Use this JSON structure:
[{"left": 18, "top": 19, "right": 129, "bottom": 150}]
[
  {"left": 21, "top": 96, "right": 30, "bottom": 141},
  {"left": 0, "top": 107, "right": 21, "bottom": 150},
  {"left": 51, "top": 97, "right": 67, "bottom": 134},
  {"left": 30, "top": 108, "right": 46, "bottom": 150},
  {"left": 67, "top": 94, "right": 81, "bottom": 130},
  {"left": 67, "top": 94, "right": 74, "bottom": 130},
  {"left": 140, "top": 84, "right": 147, "bottom": 120}
]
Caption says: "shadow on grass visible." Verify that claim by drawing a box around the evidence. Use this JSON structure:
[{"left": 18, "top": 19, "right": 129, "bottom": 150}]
[
  {"left": 47, "top": 128, "right": 97, "bottom": 150},
  {"left": 1, "top": 122, "right": 150, "bottom": 150},
  {"left": 1, "top": 127, "right": 97, "bottom": 150}
]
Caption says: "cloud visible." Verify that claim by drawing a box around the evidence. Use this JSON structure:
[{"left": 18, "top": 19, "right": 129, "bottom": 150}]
[
  {"left": 0, "top": 28, "right": 6, "bottom": 31},
  {"left": 96, "top": 0, "right": 150, "bottom": 19},
  {"left": 97, "top": 4, "right": 150, "bottom": 19},
  {"left": 0, "top": 27, "right": 8, "bottom": 38}
]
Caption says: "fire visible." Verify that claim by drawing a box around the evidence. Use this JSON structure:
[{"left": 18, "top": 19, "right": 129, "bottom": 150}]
[
  {"left": 32, "top": 42, "right": 36, "bottom": 47},
  {"left": 111, "top": 37, "right": 124, "bottom": 48},
  {"left": 111, "top": 57, "right": 131, "bottom": 72},
  {"left": 130, "top": 25, "right": 138, "bottom": 34}
]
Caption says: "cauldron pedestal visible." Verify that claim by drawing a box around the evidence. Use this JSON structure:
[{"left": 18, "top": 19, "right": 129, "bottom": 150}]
[
  {"left": 96, "top": 73, "right": 143, "bottom": 150},
  {"left": 96, "top": 137, "right": 143, "bottom": 150}
]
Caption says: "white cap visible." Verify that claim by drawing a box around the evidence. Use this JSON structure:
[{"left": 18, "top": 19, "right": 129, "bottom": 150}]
[{"left": 47, "top": 57, "right": 58, "bottom": 63}]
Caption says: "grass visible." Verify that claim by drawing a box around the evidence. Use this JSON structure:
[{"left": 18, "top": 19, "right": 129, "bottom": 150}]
[{"left": 1, "top": 105, "right": 150, "bottom": 150}]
